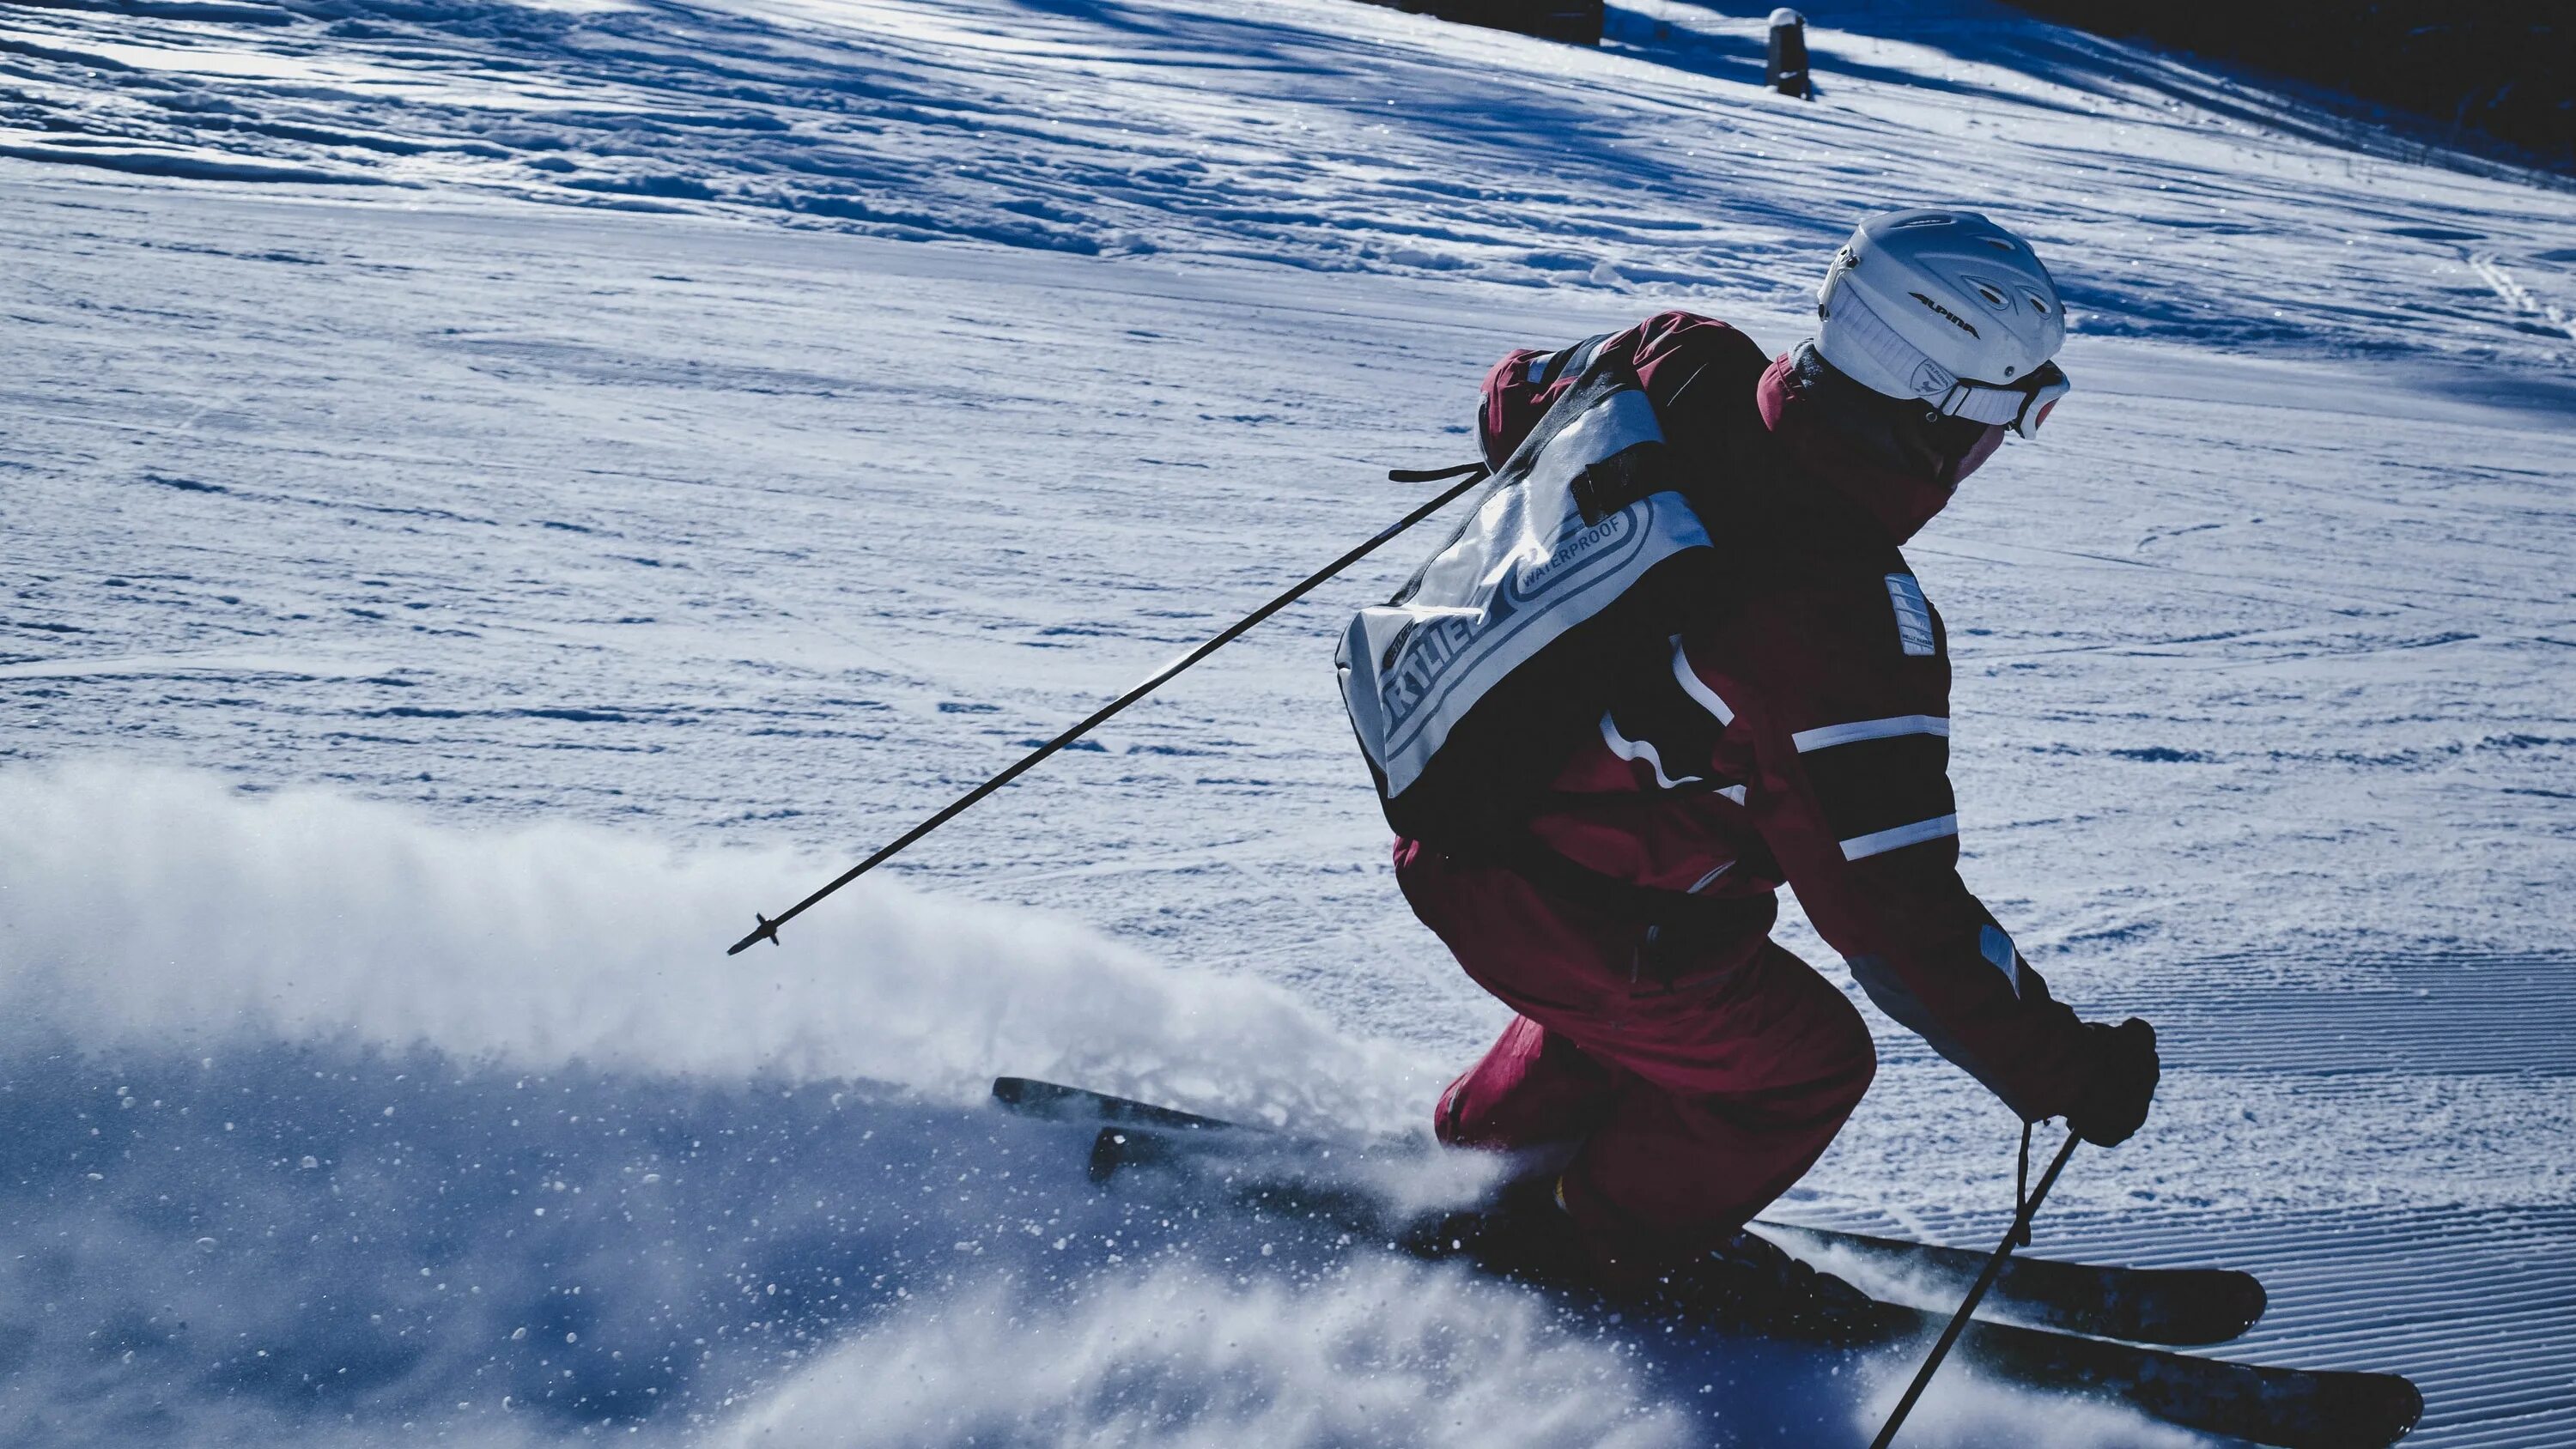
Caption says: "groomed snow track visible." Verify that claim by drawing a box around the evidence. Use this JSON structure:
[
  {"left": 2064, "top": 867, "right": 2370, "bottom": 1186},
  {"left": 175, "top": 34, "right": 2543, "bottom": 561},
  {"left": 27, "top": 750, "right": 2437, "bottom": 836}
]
[
  {"left": 1775, "top": 1199, "right": 2576, "bottom": 1448},
  {"left": 1782, "top": 948, "right": 2576, "bottom": 1448}
]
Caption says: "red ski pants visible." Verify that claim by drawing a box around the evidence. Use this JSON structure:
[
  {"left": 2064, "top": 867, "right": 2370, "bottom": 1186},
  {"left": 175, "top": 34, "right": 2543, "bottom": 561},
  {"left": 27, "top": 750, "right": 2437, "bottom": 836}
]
[{"left": 1396, "top": 840, "right": 1875, "bottom": 1267}]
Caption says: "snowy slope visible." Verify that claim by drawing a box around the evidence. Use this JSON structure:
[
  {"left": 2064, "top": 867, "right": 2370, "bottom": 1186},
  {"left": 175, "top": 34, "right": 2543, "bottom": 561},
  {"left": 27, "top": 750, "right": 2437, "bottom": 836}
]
[
  {"left": 5, "top": 0, "right": 2574, "bottom": 361},
  {"left": 3, "top": 0, "right": 2573, "bottom": 1445}
]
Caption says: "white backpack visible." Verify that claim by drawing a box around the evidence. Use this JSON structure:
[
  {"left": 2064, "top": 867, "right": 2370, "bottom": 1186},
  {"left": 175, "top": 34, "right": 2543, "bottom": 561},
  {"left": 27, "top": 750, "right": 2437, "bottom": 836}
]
[{"left": 1337, "top": 355, "right": 1716, "bottom": 842}]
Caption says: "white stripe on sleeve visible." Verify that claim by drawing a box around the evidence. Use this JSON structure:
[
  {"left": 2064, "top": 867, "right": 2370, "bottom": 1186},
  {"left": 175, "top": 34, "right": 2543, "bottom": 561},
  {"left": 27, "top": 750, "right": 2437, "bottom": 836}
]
[
  {"left": 1791, "top": 714, "right": 1949, "bottom": 752},
  {"left": 1838, "top": 814, "right": 1959, "bottom": 861},
  {"left": 1671, "top": 642, "right": 1735, "bottom": 724}
]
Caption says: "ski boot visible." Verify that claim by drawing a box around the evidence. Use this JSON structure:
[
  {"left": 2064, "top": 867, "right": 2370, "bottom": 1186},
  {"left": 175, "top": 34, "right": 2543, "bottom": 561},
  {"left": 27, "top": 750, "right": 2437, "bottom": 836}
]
[
  {"left": 1406, "top": 1178, "right": 1880, "bottom": 1341},
  {"left": 1399, "top": 1171, "right": 1594, "bottom": 1287},
  {"left": 1627, "top": 1228, "right": 1886, "bottom": 1343}
]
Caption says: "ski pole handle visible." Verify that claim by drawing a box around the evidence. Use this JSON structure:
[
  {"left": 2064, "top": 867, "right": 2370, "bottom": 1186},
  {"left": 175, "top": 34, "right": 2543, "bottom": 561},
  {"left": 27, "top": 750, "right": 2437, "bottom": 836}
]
[
  {"left": 1867, "top": 1131, "right": 2082, "bottom": 1449},
  {"left": 725, "top": 464, "right": 1491, "bottom": 955}
]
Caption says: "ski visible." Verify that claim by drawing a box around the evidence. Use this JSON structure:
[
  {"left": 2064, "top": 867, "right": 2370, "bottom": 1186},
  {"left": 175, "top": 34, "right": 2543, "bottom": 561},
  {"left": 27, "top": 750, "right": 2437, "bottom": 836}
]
[
  {"left": 993, "top": 1077, "right": 2421, "bottom": 1449},
  {"left": 993, "top": 1076, "right": 2265, "bottom": 1344},
  {"left": 1753, "top": 1221, "right": 2265, "bottom": 1347}
]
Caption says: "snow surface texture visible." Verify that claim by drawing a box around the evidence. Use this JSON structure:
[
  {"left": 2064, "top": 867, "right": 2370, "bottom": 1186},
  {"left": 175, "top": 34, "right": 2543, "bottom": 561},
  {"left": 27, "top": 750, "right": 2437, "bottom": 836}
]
[{"left": 2, "top": 0, "right": 2573, "bottom": 1444}]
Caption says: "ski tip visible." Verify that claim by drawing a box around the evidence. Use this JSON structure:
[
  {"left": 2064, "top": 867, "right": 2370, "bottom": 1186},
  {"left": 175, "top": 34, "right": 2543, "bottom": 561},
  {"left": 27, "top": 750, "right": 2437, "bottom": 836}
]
[
  {"left": 2225, "top": 1270, "right": 2269, "bottom": 1339},
  {"left": 2373, "top": 1373, "right": 2427, "bottom": 1446},
  {"left": 2075, "top": 1270, "right": 2267, "bottom": 1347},
  {"left": 2136, "top": 1268, "right": 2266, "bottom": 1344},
  {"left": 2299, "top": 1368, "right": 2425, "bottom": 1448},
  {"left": 2096, "top": 1267, "right": 2267, "bottom": 1345},
  {"left": 725, "top": 912, "right": 781, "bottom": 955},
  {"left": 989, "top": 1076, "right": 1242, "bottom": 1134},
  {"left": 990, "top": 1076, "right": 1066, "bottom": 1114}
]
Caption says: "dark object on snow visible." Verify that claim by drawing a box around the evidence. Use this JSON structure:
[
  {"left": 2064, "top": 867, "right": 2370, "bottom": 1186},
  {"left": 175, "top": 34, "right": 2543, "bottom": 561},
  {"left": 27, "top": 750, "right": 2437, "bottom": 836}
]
[
  {"left": 1364, "top": 0, "right": 1604, "bottom": 47},
  {"left": 723, "top": 463, "right": 1489, "bottom": 956},
  {"left": 1766, "top": 8, "right": 1814, "bottom": 98}
]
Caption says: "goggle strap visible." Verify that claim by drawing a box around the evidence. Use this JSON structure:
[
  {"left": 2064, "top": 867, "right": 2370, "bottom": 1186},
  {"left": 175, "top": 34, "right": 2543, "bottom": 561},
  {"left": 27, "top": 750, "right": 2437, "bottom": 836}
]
[
  {"left": 1936, "top": 382, "right": 2032, "bottom": 427},
  {"left": 1821, "top": 282, "right": 1941, "bottom": 400},
  {"left": 1941, "top": 369, "right": 2071, "bottom": 435}
]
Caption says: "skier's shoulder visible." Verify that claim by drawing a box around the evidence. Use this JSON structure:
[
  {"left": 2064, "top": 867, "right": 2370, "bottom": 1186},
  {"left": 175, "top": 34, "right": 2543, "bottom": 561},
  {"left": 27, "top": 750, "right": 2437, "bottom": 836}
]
[
  {"left": 1694, "top": 549, "right": 1950, "bottom": 705},
  {"left": 1622, "top": 312, "right": 1774, "bottom": 467},
  {"left": 1479, "top": 312, "right": 1769, "bottom": 468},
  {"left": 1480, "top": 311, "right": 1760, "bottom": 393},
  {"left": 1619, "top": 309, "right": 1771, "bottom": 376}
]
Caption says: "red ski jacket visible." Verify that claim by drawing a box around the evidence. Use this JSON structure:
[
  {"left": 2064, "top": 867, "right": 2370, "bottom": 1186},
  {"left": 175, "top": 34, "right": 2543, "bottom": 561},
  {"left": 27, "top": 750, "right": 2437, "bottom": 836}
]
[{"left": 1467, "top": 311, "right": 2093, "bottom": 1122}]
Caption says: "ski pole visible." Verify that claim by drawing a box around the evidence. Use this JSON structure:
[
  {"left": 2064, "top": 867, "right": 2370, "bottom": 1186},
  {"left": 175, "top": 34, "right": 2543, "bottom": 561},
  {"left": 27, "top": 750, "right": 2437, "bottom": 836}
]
[
  {"left": 1866, "top": 1130, "right": 2082, "bottom": 1449},
  {"left": 725, "top": 462, "right": 1492, "bottom": 956}
]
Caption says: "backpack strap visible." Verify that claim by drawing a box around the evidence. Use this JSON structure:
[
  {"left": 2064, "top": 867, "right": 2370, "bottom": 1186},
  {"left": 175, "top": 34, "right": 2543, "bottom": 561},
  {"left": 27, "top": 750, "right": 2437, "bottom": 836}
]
[
  {"left": 1388, "top": 462, "right": 1492, "bottom": 485},
  {"left": 1532, "top": 331, "right": 1618, "bottom": 391}
]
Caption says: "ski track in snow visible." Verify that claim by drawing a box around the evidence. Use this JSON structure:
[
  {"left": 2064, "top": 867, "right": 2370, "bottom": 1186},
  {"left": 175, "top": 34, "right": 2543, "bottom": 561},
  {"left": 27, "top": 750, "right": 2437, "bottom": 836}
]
[{"left": 2, "top": 0, "right": 2573, "bottom": 1444}]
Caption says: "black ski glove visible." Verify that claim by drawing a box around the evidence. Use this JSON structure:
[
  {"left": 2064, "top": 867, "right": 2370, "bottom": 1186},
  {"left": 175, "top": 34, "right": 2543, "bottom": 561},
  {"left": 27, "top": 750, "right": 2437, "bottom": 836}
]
[{"left": 2064, "top": 1017, "right": 2159, "bottom": 1147}]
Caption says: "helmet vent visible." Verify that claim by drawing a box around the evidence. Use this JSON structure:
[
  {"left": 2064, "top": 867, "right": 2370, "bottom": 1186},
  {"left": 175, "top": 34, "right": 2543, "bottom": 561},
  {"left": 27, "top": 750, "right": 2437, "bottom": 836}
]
[
  {"left": 1973, "top": 282, "right": 2008, "bottom": 307},
  {"left": 2025, "top": 292, "right": 2051, "bottom": 315},
  {"left": 1979, "top": 236, "right": 2017, "bottom": 252}
]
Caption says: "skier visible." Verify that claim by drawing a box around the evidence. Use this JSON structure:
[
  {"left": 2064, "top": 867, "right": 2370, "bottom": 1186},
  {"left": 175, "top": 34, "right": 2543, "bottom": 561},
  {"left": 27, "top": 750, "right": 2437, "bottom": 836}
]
[{"left": 1396, "top": 209, "right": 2161, "bottom": 1327}]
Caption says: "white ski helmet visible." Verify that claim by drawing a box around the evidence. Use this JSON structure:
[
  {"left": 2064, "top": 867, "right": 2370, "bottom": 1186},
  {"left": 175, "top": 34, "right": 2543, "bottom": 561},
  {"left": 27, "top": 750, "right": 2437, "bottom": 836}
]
[{"left": 1814, "top": 208, "right": 2069, "bottom": 435}]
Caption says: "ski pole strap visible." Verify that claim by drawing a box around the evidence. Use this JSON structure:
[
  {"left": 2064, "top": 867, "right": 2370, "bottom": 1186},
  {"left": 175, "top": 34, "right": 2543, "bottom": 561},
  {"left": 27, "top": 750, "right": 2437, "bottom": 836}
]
[
  {"left": 2014, "top": 1121, "right": 2033, "bottom": 1249},
  {"left": 1867, "top": 1130, "right": 2081, "bottom": 1449}
]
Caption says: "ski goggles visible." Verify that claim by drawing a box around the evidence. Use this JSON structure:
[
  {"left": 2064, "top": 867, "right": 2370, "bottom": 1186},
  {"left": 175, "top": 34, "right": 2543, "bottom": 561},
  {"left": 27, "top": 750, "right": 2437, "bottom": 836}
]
[{"left": 1933, "top": 360, "right": 2069, "bottom": 438}]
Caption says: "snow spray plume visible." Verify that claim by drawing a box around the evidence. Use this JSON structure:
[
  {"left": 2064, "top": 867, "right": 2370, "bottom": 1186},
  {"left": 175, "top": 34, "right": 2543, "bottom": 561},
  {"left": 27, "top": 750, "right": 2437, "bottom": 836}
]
[
  {"left": 0, "top": 761, "right": 1424, "bottom": 1132},
  {"left": 726, "top": 462, "right": 1490, "bottom": 955}
]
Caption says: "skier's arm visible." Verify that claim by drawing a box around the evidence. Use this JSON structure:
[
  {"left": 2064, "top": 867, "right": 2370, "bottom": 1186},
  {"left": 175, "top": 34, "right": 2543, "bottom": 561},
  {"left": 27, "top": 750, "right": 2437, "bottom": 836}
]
[{"left": 1697, "top": 585, "right": 2097, "bottom": 1122}]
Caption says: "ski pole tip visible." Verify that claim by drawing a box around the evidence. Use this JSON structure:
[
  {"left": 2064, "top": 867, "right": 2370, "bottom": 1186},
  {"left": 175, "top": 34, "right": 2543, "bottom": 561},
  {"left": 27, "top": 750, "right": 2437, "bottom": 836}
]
[{"left": 726, "top": 912, "right": 781, "bottom": 955}]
